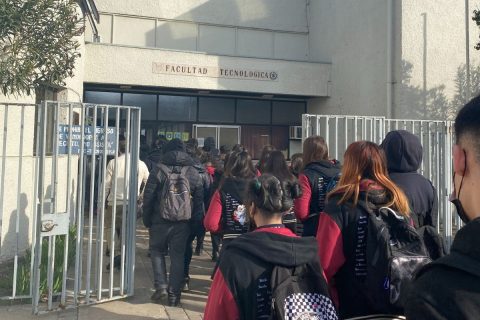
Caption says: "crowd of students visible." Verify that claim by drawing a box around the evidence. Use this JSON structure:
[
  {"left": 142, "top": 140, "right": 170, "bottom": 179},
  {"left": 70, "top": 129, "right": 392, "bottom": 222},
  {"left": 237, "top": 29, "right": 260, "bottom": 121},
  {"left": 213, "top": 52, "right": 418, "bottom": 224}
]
[{"left": 138, "top": 97, "right": 480, "bottom": 319}]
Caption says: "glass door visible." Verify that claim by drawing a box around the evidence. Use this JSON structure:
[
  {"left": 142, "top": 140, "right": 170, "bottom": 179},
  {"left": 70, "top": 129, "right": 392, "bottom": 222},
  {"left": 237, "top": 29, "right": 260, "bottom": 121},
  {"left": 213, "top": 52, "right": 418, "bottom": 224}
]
[{"left": 193, "top": 125, "right": 240, "bottom": 150}]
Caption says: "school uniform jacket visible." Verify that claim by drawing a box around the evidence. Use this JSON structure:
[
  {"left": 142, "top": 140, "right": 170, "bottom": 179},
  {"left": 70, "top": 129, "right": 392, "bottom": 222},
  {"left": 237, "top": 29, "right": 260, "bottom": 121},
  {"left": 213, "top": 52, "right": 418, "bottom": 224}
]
[
  {"left": 204, "top": 227, "right": 327, "bottom": 320},
  {"left": 204, "top": 177, "right": 250, "bottom": 240},
  {"left": 316, "top": 179, "right": 394, "bottom": 318}
]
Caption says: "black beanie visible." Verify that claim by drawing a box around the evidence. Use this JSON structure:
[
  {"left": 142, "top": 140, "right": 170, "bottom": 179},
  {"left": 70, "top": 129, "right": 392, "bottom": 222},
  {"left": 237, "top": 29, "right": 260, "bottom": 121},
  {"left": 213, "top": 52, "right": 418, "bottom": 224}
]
[{"left": 164, "top": 138, "right": 185, "bottom": 153}]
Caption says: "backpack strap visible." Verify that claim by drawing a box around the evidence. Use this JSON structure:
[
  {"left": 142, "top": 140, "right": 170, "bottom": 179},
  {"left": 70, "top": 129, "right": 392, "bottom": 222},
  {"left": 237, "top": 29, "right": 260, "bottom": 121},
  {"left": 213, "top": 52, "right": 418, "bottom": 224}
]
[{"left": 180, "top": 165, "right": 189, "bottom": 176}]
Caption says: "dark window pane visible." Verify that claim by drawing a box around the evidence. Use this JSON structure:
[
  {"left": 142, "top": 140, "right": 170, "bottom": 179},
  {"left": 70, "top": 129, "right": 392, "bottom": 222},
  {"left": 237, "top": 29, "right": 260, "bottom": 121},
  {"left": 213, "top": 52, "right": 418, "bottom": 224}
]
[
  {"left": 272, "top": 101, "right": 305, "bottom": 125},
  {"left": 199, "top": 97, "right": 235, "bottom": 123},
  {"left": 123, "top": 93, "right": 157, "bottom": 120},
  {"left": 236, "top": 99, "right": 271, "bottom": 124},
  {"left": 84, "top": 91, "right": 121, "bottom": 105},
  {"left": 158, "top": 95, "right": 197, "bottom": 121}
]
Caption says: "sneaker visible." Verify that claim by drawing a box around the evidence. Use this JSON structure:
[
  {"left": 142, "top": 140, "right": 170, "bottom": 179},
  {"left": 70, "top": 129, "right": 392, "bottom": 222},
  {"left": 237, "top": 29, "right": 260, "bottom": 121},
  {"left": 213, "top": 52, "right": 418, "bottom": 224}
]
[
  {"left": 151, "top": 288, "right": 168, "bottom": 302},
  {"left": 168, "top": 293, "right": 181, "bottom": 307},
  {"left": 183, "top": 277, "right": 190, "bottom": 292}
]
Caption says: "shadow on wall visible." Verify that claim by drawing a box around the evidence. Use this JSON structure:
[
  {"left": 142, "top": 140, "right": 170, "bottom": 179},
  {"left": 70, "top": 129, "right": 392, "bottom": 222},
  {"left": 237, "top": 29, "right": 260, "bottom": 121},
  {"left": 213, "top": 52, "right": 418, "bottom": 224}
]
[
  {"left": 1, "top": 193, "right": 29, "bottom": 261},
  {"left": 397, "top": 61, "right": 480, "bottom": 120}
]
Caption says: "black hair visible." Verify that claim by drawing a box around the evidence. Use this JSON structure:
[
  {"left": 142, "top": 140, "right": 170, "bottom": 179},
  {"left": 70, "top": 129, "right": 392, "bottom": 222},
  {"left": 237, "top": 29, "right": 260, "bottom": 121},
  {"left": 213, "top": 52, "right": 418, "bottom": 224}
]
[
  {"left": 247, "top": 174, "right": 302, "bottom": 216},
  {"left": 232, "top": 144, "right": 246, "bottom": 153},
  {"left": 455, "top": 95, "right": 480, "bottom": 161},
  {"left": 258, "top": 145, "right": 276, "bottom": 172},
  {"left": 119, "top": 134, "right": 126, "bottom": 154},
  {"left": 263, "top": 150, "right": 295, "bottom": 182},
  {"left": 290, "top": 153, "right": 304, "bottom": 178},
  {"left": 224, "top": 151, "right": 256, "bottom": 179}
]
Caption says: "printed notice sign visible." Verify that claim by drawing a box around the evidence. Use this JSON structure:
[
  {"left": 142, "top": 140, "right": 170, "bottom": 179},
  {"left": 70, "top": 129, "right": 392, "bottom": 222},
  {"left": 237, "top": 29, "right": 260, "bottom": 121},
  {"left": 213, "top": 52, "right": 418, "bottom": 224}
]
[{"left": 58, "top": 125, "right": 117, "bottom": 155}]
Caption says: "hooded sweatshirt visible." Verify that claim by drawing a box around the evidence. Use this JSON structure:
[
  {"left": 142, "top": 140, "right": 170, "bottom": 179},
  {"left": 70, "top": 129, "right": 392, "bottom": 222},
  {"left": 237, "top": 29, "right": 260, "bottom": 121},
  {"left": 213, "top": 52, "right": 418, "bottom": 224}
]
[
  {"left": 204, "top": 177, "right": 251, "bottom": 239},
  {"left": 381, "top": 130, "right": 438, "bottom": 228},
  {"left": 204, "top": 227, "right": 330, "bottom": 320}
]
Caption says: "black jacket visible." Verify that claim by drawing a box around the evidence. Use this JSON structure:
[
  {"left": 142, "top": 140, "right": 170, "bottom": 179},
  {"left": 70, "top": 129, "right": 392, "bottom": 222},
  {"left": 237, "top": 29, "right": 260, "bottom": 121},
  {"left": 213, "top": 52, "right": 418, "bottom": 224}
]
[
  {"left": 317, "top": 180, "right": 400, "bottom": 318},
  {"left": 220, "top": 177, "right": 250, "bottom": 239},
  {"left": 381, "top": 130, "right": 438, "bottom": 228},
  {"left": 219, "top": 230, "right": 330, "bottom": 320},
  {"left": 405, "top": 218, "right": 480, "bottom": 320},
  {"left": 145, "top": 148, "right": 163, "bottom": 172},
  {"left": 142, "top": 151, "right": 204, "bottom": 227}
]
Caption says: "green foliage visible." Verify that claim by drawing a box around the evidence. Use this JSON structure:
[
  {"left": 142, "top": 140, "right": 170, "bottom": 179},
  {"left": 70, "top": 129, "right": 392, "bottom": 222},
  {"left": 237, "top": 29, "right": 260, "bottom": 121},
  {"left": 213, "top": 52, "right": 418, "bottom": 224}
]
[
  {"left": 0, "top": 0, "right": 84, "bottom": 96},
  {"left": 0, "top": 226, "right": 77, "bottom": 299}
]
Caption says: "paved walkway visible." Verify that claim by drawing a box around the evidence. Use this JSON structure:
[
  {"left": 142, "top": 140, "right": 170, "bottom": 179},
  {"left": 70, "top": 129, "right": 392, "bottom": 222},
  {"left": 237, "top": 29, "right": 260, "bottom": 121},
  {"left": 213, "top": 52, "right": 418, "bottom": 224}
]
[{"left": 0, "top": 226, "right": 214, "bottom": 319}]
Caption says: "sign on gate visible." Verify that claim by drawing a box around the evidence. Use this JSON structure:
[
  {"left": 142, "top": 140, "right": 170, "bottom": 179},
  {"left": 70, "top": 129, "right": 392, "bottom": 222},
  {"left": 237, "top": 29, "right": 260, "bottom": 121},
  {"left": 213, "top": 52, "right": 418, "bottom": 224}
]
[{"left": 57, "top": 125, "right": 117, "bottom": 155}]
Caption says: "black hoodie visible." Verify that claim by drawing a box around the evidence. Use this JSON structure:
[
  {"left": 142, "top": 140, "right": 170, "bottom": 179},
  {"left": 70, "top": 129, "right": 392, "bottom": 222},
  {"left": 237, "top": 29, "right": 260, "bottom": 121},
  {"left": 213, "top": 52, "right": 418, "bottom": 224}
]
[
  {"left": 142, "top": 150, "right": 204, "bottom": 227},
  {"left": 381, "top": 130, "right": 438, "bottom": 228},
  {"left": 206, "top": 229, "right": 329, "bottom": 320},
  {"left": 405, "top": 218, "right": 480, "bottom": 319}
]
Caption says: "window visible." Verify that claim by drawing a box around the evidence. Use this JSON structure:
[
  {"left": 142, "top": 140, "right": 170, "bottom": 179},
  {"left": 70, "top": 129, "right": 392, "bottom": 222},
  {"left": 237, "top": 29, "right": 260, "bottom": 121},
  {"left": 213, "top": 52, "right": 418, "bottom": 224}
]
[
  {"left": 84, "top": 91, "right": 121, "bottom": 105},
  {"left": 158, "top": 95, "right": 197, "bottom": 121},
  {"left": 123, "top": 93, "right": 157, "bottom": 120},
  {"left": 236, "top": 99, "right": 271, "bottom": 124},
  {"left": 198, "top": 97, "right": 235, "bottom": 123},
  {"left": 272, "top": 101, "right": 305, "bottom": 125}
]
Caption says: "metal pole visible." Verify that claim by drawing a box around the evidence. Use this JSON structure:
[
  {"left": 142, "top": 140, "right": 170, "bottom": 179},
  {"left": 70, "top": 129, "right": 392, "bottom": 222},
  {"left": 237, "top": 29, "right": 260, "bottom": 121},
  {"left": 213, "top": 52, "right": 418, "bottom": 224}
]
[
  {"left": 466, "top": 0, "right": 471, "bottom": 102},
  {"left": 121, "top": 108, "right": 131, "bottom": 295},
  {"left": 109, "top": 107, "right": 120, "bottom": 298}
]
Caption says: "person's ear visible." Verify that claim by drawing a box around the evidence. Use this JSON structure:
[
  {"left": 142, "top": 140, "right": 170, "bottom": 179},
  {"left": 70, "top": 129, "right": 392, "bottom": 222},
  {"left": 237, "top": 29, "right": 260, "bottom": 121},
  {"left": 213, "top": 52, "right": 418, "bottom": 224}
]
[
  {"left": 453, "top": 145, "right": 466, "bottom": 176},
  {"left": 249, "top": 203, "right": 256, "bottom": 217}
]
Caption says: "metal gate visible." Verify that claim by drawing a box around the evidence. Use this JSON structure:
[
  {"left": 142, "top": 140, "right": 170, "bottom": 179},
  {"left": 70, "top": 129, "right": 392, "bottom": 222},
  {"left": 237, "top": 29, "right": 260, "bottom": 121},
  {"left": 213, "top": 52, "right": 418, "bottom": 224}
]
[
  {"left": 302, "top": 114, "right": 457, "bottom": 246},
  {"left": 0, "top": 101, "right": 141, "bottom": 314}
]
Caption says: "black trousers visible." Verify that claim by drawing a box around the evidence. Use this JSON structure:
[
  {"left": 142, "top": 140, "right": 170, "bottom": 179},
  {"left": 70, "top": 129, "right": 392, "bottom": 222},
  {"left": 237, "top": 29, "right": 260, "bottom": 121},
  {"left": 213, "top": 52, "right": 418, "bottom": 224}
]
[
  {"left": 184, "top": 220, "right": 205, "bottom": 278},
  {"left": 211, "top": 233, "right": 222, "bottom": 258},
  {"left": 149, "top": 222, "right": 190, "bottom": 295}
]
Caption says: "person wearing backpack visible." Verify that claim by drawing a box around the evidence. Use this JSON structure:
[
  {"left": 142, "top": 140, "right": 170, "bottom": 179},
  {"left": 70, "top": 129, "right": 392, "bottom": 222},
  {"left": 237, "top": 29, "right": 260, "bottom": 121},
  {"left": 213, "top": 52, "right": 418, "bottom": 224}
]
[
  {"left": 142, "top": 139, "right": 204, "bottom": 307},
  {"left": 204, "top": 151, "right": 256, "bottom": 248},
  {"left": 316, "top": 141, "right": 423, "bottom": 318},
  {"left": 294, "top": 136, "right": 341, "bottom": 237},
  {"left": 380, "top": 130, "right": 438, "bottom": 229},
  {"left": 404, "top": 97, "right": 480, "bottom": 320},
  {"left": 204, "top": 174, "right": 337, "bottom": 320}
]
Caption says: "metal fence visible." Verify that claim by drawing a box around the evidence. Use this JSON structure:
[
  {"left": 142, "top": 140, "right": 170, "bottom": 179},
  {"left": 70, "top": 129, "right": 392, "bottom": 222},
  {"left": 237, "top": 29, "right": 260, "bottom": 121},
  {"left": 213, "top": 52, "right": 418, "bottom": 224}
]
[
  {"left": 302, "top": 114, "right": 458, "bottom": 246},
  {"left": 0, "top": 101, "right": 141, "bottom": 314}
]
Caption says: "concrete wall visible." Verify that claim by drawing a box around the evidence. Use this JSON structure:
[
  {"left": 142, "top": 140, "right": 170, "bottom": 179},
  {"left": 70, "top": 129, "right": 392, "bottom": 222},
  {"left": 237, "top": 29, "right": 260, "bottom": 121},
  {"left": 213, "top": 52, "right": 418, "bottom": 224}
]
[
  {"left": 307, "top": 0, "right": 477, "bottom": 120},
  {"left": 307, "top": 0, "right": 389, "bottom": 116},
  {"left": 85, "top": 0, "right": 310, "bottom": 61},
  {"left": 84, "top": 43, "right": 331, "bottom": 97},
  {"left": 396, "top": 0, "right": 479, "bottom": 120}
]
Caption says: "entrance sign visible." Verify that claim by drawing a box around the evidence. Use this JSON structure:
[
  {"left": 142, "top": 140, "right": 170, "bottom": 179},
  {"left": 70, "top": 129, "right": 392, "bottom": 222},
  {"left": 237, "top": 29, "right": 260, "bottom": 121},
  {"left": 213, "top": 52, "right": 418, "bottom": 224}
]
[
  {"left": 152, "top": 62, "right": 279, "bottom": 81},
  {"left": 57, "top": 125, "right": 117, "bottom": 155}
]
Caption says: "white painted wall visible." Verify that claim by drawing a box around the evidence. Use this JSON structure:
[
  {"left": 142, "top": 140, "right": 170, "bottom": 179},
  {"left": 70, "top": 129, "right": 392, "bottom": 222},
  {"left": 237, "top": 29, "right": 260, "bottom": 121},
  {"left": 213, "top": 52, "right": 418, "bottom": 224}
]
[
  {"left": 307, "top": 0, "right": 477, "bottom": 120},
  {"left": 307, "top": 0, "right": 389, "bottom": 117},
  {"left": 94, "top": 0, "right": 308, "bottom": 32},
  {"left": 85, "top": 0, "right": 310, "bottom": 61},
  {"left": 84, "top": 43, "right": 331, "bottom": 97}
]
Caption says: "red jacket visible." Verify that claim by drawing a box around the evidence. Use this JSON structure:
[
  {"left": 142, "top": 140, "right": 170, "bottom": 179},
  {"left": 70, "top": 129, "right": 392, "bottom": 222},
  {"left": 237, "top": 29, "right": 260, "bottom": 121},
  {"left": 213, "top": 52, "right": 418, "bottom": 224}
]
[{"left": 204, "top": 227, "right": 298, "bottom": 320}]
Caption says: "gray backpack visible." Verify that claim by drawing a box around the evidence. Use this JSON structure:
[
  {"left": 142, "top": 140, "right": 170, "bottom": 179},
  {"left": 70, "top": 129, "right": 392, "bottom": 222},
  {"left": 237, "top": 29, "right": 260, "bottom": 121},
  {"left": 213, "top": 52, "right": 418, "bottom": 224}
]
[{"left": 158, "top": 164, "right": 192, "bottom": 221}]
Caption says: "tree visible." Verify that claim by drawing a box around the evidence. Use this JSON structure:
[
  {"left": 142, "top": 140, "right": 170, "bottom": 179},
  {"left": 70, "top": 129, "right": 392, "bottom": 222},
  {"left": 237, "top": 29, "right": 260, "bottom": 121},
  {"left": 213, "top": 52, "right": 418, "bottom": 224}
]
[
  {"left": 0, "top": 0, "right": 84, "bottom": 96},
  {"left": 474, "top": 9, "right": 480, "bottom": 50}
]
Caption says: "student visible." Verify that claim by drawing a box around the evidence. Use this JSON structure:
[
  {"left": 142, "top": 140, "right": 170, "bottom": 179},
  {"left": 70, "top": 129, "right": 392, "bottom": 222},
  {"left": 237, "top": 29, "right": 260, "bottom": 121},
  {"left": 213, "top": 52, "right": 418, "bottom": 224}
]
[
  {"left": 405, "top": 97, "right": 480, "bottom": 319},
  {"left": 290, "top": 152, "right": 303, "bottom": 178},
  {"left": 316, "top": 141, "right": 411, "bottom": 318},
  {"left": 204, "top": 151, "right": 256, "bottom": 247},
  {"left": 294, "top": 136, "right": 341, "bottom": 237},
  {"left": 204, "top": 174, "right": 335, "bottom": 320},
  {"left": 262, "top": 150, "right": 301, "bottom": 235},
  {"left": 381, "top": 130, "right": 438, "bottom": 228},
  {"left": 142, "top": 139, "right": 204, "bottom": 307}
]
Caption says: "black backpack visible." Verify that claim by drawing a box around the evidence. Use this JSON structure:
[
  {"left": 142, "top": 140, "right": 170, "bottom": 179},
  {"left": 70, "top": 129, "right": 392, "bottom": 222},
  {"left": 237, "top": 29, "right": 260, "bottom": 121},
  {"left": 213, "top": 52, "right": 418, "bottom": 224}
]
[
  {"left": 270, "top": 264, "right": 339, "bottom": 320},
  {"left": 158, "top": 164, "right": 192, "bottom": 221},
  {"left": 360, "top": 203, "right": 431, "bottom": 314}
]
